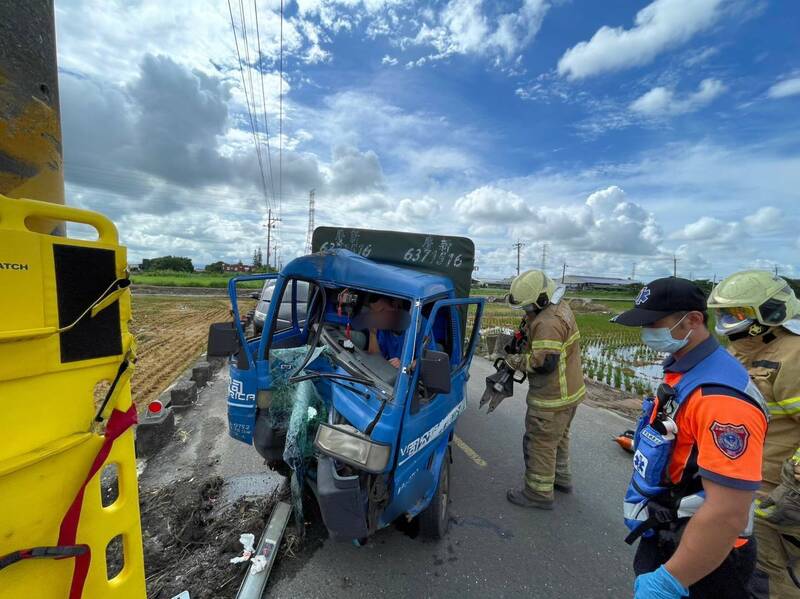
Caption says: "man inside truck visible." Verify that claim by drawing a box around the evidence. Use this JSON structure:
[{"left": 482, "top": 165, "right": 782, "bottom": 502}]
[{"left": 366, "top": 295, "right": 406, "bottom": 368}]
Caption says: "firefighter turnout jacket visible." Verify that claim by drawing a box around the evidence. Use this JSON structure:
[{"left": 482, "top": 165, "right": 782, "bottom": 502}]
[
  {"left": 730, "top": 327, "right": 800, "bottom": 528},
  {"left": 519, "top": 300, "right": 585, "bottom": 411}
]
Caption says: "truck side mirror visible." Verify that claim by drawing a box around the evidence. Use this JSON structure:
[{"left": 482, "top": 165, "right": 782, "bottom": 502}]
[
  {"left": 207, "top": 322, "right": 240, "bottom": 357},
  {"left": 420, "top": 349, "right": 451, "bottom": 395}
]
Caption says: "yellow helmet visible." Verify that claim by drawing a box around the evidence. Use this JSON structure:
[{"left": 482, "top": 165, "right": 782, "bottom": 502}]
[
  {"left": 708, "top": 270, "right": 800, "bottom": 336},
  {"left": 507, "top": 269, "right": 560, "bottom": 311}
]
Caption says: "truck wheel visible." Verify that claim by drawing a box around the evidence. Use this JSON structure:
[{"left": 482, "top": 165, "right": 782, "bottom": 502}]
[{"left": 420, "top": 449, "right": 451, "bottom": 540}]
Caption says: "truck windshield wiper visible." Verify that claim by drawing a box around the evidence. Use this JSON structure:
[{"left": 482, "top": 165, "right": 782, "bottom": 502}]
[{"left": 288, "top": 371, "right": 372, "bottom": 386}]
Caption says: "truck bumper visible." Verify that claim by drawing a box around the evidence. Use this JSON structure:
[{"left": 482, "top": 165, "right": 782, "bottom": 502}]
[{"left": 315, "top": 456, "right": 368, "bottom": 541}]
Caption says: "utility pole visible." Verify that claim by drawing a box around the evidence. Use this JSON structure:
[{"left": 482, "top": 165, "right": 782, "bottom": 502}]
[
  {"left": 305, "top": 189, "right": 315, "bottom": 254},
  {"left": 672, "top": 255, "right": 678, "bottom": 278},
  {"left": 264, "top": 208, "right": 281, "bottom": 270},
  {"left": 540, "top": 242, "right": 549, "bottom": 272},
  {"left": 512, "top": 240, "right": 525, "bottom": 276},
  {"left": 561, "top": 262, "right": 568, "bottom": 284},
  {"left": 0, "top": 0, "right": 65, "bottom": 234},
  {"left": 775, "top": 264, "right": 779, "bottom": 276},
  {"left": 631, "top": 262, "right": 637, "bottom": 281}
]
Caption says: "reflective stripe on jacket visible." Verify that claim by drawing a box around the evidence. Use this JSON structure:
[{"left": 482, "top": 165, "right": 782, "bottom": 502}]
[
  {"left": 523, "top": 301, "right": 585, "bottom": 410},
  {"left": 729, "top": 328, "right": 800, "bottom": 507}
]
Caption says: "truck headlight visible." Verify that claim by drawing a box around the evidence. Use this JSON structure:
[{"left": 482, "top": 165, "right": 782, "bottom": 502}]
[{"left": 314, "top": 423, "right": 391, "bottom": 473}]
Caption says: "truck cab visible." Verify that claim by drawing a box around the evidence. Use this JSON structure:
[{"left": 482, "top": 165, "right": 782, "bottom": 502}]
[{"left": 209, "top": 230, "right": 483, "bottom": 542}]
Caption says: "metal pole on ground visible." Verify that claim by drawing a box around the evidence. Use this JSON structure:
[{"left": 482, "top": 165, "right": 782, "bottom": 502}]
[{"left": 235, "top": 501, "right": 292, "bottom": 599}]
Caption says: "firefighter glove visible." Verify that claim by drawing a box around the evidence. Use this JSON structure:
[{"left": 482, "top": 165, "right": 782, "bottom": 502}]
[
  {"left": 755, "top": 460, "right": 800, "bottom": 527},
  {"left": 503, "top": 354, "right": 526, "bottom": 372}
]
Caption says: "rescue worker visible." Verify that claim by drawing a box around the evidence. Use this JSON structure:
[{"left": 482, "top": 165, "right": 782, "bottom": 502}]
[
  {"left": 613, "top": 277, "right": 768, "bottom": 598},
  {"left": 503, "top": 270, "right": 585, "bottom": 510},
  {"left": 708, "top": 271, "right": 800, "bottom": 598}
]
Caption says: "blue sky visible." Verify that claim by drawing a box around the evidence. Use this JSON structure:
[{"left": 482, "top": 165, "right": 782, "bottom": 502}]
[{"left": 55, "top": 0, "right": 800, "bottom": 280}]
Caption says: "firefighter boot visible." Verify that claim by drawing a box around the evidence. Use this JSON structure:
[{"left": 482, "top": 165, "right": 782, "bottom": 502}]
[{"left": 506, "top": 488, "right": 554, "bottom": 510}]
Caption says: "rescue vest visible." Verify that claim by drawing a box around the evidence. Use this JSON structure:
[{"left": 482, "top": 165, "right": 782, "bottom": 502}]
[{"left": 623, "top": 345, "right": 767, "bottom": 544}]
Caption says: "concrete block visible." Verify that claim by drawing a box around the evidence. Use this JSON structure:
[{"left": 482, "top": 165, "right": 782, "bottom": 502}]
[
  {"left": 191, "top": 361, "right": 211, "bottom": 388},
  {"left": 207, "top": 356, "right": 226, "bottom": 375},
  {"left": 170, "top": 379, "right": 197, "bottom": 407},
  {"left": 135, "top": 407, "right": 176, "bottom": 458}
]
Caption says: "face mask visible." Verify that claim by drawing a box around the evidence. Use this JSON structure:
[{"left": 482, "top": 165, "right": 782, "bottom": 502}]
[{"left": 641, "top": 314, "right": 693, "bottom": 354}]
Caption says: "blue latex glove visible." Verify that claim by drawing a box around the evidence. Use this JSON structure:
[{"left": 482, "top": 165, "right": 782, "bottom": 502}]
[{"left": 634, "top": 566, "right": 689, "bottom": 599}]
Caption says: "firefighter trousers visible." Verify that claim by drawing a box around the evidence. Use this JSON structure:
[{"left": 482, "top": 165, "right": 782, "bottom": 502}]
[
  {"left": 522, "top": 405, "right": 577, "bottom": 501},
  {"left": 753, "top": 519, "right": 800, "bottom": 598}
]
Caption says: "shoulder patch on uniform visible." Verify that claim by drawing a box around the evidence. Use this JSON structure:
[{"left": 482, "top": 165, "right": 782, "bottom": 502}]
[{"left": 709, "top": 421, "right": 750, "bottom": 459}]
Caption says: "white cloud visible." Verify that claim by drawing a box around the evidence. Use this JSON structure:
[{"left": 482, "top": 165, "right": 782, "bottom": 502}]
[
  {"left": 384, "top": 197, "right": 440, "bottom": 224},
  {"left": 454, "top": 186, "right": 536, "bottom": 222},
  {"left": 410, "top": 0, "right": 549, "bottom": 63},
  {"left": 666, "top": 207, "right": 786, "bottom": 251},
  {"left": 454, "top": 185, "right": 661, "bottom": 255},
  {"left": 381, "top": 54, "right": 399, "bottom": 65},
  {"left": 671, "top": 216, "right": 728, "bottom": 241},
  {"left": 744, "top": 206, "right": 784, "bottom": 231},
  {"left": 630, "top": 78, "right": 727, "bottom": 116},
  {"left": 557, "top": 0, "right": 727, "bottom": 80},
  {"left": 768, "top": 76, "right": 800, "bottom": 99}
]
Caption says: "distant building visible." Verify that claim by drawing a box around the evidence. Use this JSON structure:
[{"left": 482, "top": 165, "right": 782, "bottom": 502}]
[
  {"left": 561, "top": 275, "right": 637, "bottom": 290},
  {"left": 475, "top": 277, "right": 514, "bottom": 289},
  {"left": 222, "top": 262, "right": 253, "bottom": 273},
  {"left": 128, "top": 263, "right": 142, "bottom": 272}
]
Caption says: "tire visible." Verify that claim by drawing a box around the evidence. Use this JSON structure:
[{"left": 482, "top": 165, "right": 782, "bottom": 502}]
[{"left": 419, "top": 448, "right": 451, "bottom": 540}]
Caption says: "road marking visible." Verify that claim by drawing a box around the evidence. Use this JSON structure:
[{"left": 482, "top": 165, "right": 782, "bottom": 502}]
[{"left": 454, "top": 435, "right": 487, "bottom": 467}]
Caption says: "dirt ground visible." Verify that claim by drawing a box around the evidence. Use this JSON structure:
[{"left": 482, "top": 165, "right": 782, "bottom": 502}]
[
  {"left": 129, "top": 296, "right": 252, "bottom": 408},
  {"left": 582, "top": 379, "right": 642, "bottom": 421}
]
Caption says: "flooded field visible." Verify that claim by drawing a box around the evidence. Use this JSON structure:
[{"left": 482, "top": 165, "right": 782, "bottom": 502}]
[{"left": 581, "top": 337, "right": 663, "bottom": 396}]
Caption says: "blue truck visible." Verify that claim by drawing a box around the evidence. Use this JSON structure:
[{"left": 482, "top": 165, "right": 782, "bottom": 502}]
[{"left": 208, "top": 228, "right": 484, "bottom": 542}]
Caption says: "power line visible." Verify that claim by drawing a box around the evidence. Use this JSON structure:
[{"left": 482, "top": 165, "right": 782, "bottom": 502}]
[
  {"left": 279, "top": 0, "right": 284, "bottom": 222},
  {"left": 226, "top": 0, "right": 271, "bottom": 213},
  {"left": 252, "top": 0, "right": 276, "bottom": 205},
  {"left": 237, "top": 0, "right": 269, "bottom": 210}
]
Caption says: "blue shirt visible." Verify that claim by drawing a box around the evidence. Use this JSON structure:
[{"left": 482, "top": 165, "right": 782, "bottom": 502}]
[{"left": 376, "top": 330, "right": 404, "bottom": 360}]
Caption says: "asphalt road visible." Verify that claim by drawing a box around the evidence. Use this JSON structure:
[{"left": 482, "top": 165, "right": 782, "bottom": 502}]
[{"left": 266, "top": 356, "right": 638, "bottom": 599}]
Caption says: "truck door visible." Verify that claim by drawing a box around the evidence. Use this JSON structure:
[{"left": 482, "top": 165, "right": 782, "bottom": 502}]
[
  {"left": 392, "top": 297, "right": 483, "bottom": 515},
  {"left": 258, "top": 278, "right": 315, "bottom": 359}
]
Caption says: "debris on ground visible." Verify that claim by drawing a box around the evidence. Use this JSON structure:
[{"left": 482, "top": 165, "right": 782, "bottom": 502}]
[
  {"left": 229, "top": 533, "right": 256, "bottom": 564},
  {"left": 129, "top": 473, "right": 328, "bottom": 599},
  {"left": 135, "top": 475, "right": 278, "bottom": 599}
]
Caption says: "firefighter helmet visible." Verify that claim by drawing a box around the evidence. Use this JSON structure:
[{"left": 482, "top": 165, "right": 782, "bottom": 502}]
[
  {"left": 708, "top": 270, "right": 800, "bottom": 336},
  {"left": 507, "top": 269, "right": 563, "bottom": 311}
]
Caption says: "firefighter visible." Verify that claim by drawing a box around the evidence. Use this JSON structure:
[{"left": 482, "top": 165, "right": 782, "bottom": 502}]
[
  {"left": 503, "top": 270, "right": 585, "bottom": 510},
  {"left": 613, "top": 277, "right": 769, "bottom": 599},
  {"left": 708, "top": 271, "right": 800, "bottom": 598}
]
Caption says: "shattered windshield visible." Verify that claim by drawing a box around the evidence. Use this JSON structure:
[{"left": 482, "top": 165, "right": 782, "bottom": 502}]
[{"left": 310, "top": 289, "right": 415, "bottom": 399}]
